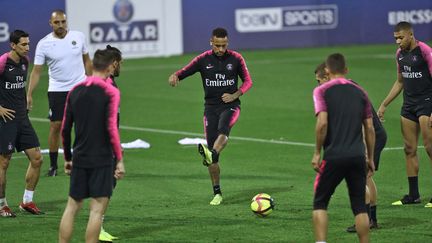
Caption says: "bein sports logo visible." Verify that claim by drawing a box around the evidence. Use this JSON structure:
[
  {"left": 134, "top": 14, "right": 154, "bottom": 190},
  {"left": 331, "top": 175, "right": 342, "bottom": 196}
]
[
  {"left": 90, "top": 0, "right": 158, "bottom": 43},
  {"left": 235, "top": 5, "right": 338, "bottom": 33}
]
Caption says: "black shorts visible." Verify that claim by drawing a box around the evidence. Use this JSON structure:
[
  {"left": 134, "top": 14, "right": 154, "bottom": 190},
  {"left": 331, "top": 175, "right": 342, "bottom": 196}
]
[
  {"left": 203, "top": 105, "right": 240, "bottom": 149},
  {"left": 69, "top": 165, "right": 114, "bottom": 200},
  {"left": 401, "top": 100, "right": 432, "bottom": 122},
  {"left": 0, "top": 117, "right": 40, "bottom": 154},
  {"left": 313, "top": 156, "right": 367, "bottom": 215},
  {"left": 112, "top": 157, "right": 117, "bottom": 189},
  {"left": 48, "top": 92, "right": 68, "bottom": 121},
  {"left": 374, "top": 131, "right": 387, "bottom": 171}
]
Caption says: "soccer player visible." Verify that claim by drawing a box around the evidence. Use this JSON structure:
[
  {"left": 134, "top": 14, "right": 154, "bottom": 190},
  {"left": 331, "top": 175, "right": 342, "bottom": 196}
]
[
  {"left": 168, "top": 27, "right": 252, "bottom": 205},
  {"left": 27, "top": 9, "right": 92, "bottom": 177},
  {"left": 59, "top": 49, "right": 125, "bottom": 243},
  {"left": 314, "top": 62, "right": 387, "bottom": 232},
  {"left": 97, "top": 45, "right": 123, "bottom": 242},
  {"left": 377, "top": 21, "right": 432, "bottom": 207},
  {"left": 0, "top": 30, "right": 44, "bottom": 217},
  {"left": 312, "top": 53, "right": 375, "bottom": 243}
]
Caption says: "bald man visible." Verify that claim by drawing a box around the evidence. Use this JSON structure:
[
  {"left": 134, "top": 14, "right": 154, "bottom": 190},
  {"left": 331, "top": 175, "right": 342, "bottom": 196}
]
[{"left": 27, "top": 10, "right": 92, "bottom": 177}]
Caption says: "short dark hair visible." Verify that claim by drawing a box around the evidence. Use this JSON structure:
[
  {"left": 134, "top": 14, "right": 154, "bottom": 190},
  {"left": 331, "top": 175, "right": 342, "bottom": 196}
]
[
  {"left": 93, "top": 49, "right": 115, "bottom": 71},
  {"left": 314, "top": 62, "right": 327, "bottom": 78},
  {"left": 212, "top": 27, "right": 228, "bottom": 38},
  {"left": 9, "top": 30, "right": 29, "bottom": 44},
  {"left": 326, "top": 53, "right": 346, "bottom": 74},
  {"left": 106, "top": 45, "right": 122, "bottom": 62},
  {"left": 394, "top": 21, "right": 412, "bottom": 32}
]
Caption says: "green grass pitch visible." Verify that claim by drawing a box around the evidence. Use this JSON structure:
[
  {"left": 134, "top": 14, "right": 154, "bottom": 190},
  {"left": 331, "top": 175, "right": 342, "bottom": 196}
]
[{"left": 2, "top": 43, "right": 432, "bottom": 242}]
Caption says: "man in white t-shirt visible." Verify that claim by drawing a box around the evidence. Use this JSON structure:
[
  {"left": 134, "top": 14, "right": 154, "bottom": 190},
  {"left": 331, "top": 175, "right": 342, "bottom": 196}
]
[{"left": 27, "top": 10, "right": 92, "bottom": 177}]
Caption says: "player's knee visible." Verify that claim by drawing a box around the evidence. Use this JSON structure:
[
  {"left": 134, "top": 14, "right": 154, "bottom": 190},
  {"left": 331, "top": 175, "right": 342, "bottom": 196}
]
[
  {"left": 89, "top": 206, "right": 105, "bottom": 217},
  {"left": 403, "top": 144, "right": 417, "bottom": 157},
  {"left": 422, "top": 141, "right": 432, "bottom": 155},
  {"left": 0, "top": 154, "right": 12, "bottom": 169},
  {"left": 30, "top": 153, "right": 43, "bottom": 168},
  {"left": 218, "top": 131, "right": 229, "bottom": 139},
  {"left": 50, "top": 122, "right": 62, "bottom": 132},
  {"left": 313, "top": 200, "right": 329, "bottom": 211}
]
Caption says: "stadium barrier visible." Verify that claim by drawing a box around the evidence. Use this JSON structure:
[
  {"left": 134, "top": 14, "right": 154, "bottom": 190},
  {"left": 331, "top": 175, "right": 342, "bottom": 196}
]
[
  {"left": 182, "top": 0, "right": 432, "bottom": 52},
  {"left": 0, "top": 0, "right": 431, "bottom": 58}
]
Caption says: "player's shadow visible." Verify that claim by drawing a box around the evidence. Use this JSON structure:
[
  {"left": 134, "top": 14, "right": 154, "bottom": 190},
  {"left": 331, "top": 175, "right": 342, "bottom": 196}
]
[
  {"left": 222, "top": 186, "right": 294, "bottom": 205},
  {"left": 40, "top": 199, "right": 67, "bottom": 211},
  {"left": 112, "top": 216, "right": 249, "bottom": 241},
  {"left": 380, "top": 216, "right": 427, "bottom": 230},
  {"left": 222, "top": 174, "right": 292, "bottom": 181},
  {"left": 125, "top": 172, "right": 288, "bottom": 181},
  {"left": 124, "top": 172, "right": 207, "bottom": 180}
]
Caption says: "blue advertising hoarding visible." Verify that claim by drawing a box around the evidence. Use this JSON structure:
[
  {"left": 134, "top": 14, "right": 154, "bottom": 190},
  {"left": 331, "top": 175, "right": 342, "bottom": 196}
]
[
  {"left": 0, "top": 0, "right": 65, "bottom": 59},
  {"left": 182, "top": 0, "right": 432, "bottom": 53},
  {"left": 0, "top": 1, "right": 431, "bottom": 57}
]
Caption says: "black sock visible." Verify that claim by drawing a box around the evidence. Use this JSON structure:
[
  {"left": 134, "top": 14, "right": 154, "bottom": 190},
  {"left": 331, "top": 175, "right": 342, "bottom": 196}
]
[
  {"left": 49, "top": 152, "right": 58, "bottom": 169},
  {"left": 408, "top": 176, "right": 419, "bottom": 198},
  {"left": 211, "top": 149, "right": 219, "bottom": 163},
  {"left": 213, "top": 185, "right": 221, "bottom": 195},
  {"left": 370, "top": 205, "right": 377, "bottom": 222},
  {"left": 366, "top": 203, "right": 371, "bottom": 221}
]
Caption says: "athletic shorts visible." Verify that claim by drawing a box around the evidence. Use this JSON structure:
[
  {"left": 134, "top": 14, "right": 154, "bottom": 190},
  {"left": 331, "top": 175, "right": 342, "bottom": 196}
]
[
  {"left": 0, "top": 117, "right": 40, "bottom": 154},
  {"left": 374, "top": 130, "right": 387, "bottom": 171},
  {"left": 313, "top": 156, "right": 367, "bottom": 215},
  {"left": 203, "top": 105, "right": 240, "bottom": 149},
  {"left": 112, "top": 157, "right": 117, "bottom": 190},
  {"left": 69, "top": 165, "right": 114, "bottom": 200},
  {"left": 401, "top": 100, "right": 432, "bottom": 123},
  {"left": 48, "top": 92, "right": 68, "bottom": 121}
]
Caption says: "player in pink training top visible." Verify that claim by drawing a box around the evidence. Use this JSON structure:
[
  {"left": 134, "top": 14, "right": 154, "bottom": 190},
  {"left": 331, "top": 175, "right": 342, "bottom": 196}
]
[
  {"left": 312, "top": 53, "right": 375, "bottom": 243},
  {"left": 378, "top": 21, "right": 432, "bottom": 207},
  {"left": 0, "top": 30, "right": 44, "bottom": 217},
  {"left": 168, "top": 28, "right": 252, "bottom": 206},
  {"left": 59, "top": 49, "right": 125, "bottom": 243}
]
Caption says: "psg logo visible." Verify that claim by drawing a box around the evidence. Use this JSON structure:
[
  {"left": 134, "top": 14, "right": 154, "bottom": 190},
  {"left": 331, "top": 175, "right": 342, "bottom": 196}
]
[
  {"left": 412, "top": 55, "right": 418, "bottom": 62},
  {"left": 21, "top": 64, "right": 26, "bottom": 71},
  {"left": 113, "top": 0, "right": 134, "bottom": 23},
  {"left": 226, "top": 63, "right": 233, "bottom": 70}
]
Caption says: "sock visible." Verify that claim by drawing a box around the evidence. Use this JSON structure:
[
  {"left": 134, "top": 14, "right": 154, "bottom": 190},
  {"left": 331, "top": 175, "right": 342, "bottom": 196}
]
[
  {"left": 316, "top": 241, "right": 326, "bottom": 243},
  {"left": 408, "top": 176, "right": 419, "bottom": 198},
  {"left": 370, "top": 205, "right": 377, "bottom": 222},
  {"left": 23, "top": 189, "right": 34, "bottom": 204},
  {"left": 211, "top": 149, "right": 219, "bottom": 163},
  {"left": 0, "top": 198, "right": 7, "bottom": 207},
  {"left": 366, "top": 203, "right": 371, "bottom": 221},
  {"left": 213, "top": 185, "right": 221, "bottom": 195},
  {"left": 49, "top": 152, "right": 58, "bottom": 169}
]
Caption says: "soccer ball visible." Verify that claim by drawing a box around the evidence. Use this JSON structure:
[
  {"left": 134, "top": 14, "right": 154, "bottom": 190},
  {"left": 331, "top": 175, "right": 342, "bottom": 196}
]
[{"left": 251, "top": 193, "right": 275, "bottom": 217}]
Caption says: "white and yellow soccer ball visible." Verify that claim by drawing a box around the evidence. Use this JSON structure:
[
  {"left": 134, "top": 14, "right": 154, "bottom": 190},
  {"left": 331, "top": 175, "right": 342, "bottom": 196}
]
[{"left": 251, "top": 193, "right": 275, "bottom": 217}]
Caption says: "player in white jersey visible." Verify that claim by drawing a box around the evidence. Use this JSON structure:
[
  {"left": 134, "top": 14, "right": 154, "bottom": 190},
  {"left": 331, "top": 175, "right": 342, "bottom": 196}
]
[{"left": 27, "top": 10, "right": 92, "bottom": 177}]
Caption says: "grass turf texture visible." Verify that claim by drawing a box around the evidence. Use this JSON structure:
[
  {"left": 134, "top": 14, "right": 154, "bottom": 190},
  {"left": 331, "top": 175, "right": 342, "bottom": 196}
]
[{"left": 1, "top": 43, "right": 432, "bottom": 242}]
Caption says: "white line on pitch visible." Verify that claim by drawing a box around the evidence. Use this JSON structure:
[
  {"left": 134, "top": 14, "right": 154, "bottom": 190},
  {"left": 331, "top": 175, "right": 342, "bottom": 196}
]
[{"left": 29, "top": 117, "right": 408, "bottom": 150}]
